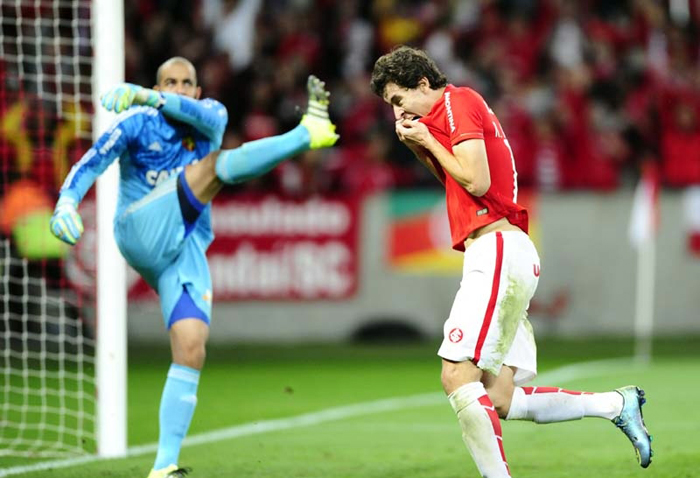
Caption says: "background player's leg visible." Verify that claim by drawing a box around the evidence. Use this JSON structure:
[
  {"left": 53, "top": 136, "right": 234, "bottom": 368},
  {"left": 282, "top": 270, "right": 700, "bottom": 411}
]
[
  {"left": 180, "top": 74, "right": 338, "bottom": 203},
  {"left": 183, "top": 154, "right": 224, "bottom": 205},
  {"left": 151, "top": 268, "right": 210, "bottom": 475},
  {"left": 443, "top": 360, "right": 511, "bottom": 478},
  {"left": 180, "top": 123, "right": 334, "bottom": 203},
  {"left": 213, "top": 125, "right": 314, "bottom": 184},
  {"left": 169, "top": 317, "right": 208, "bottom": 369},
  {"left": 152, "top": 317, "right": 208, "bottom": 471},
  {"left": 180, "top": 119, "right": 319, "bottom": 202}
]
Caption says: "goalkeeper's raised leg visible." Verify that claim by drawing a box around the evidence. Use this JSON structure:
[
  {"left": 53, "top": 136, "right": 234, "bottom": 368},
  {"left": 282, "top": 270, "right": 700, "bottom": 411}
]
[{"left": 210, "top": 74, "right": 338, "bottom": 187}]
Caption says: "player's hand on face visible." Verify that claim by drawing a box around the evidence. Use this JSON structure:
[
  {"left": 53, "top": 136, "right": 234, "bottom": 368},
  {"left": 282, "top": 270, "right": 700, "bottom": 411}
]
[
  {"left": 49, "top": 196, "right": 84, "bottom": 246},
  {"left": 395, "top": 118, "right": 413, "bottom": 141},
  {"left": 395, "top": 118, "right": 430, "bottom": 147}
]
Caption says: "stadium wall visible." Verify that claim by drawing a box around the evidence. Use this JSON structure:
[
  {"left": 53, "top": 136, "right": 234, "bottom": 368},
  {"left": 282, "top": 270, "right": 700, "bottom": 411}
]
[{"left": 126, "top": 190, "right": 700, "bottom": 343}]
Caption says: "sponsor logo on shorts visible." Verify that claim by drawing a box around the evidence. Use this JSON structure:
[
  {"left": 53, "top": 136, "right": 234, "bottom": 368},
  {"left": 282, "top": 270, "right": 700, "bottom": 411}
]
[
  {"left": 533, "top": 264, "right": 540, "bottom": 277},
  {"left": 448, "top": 327, "right": 463, "bottom": 343}
]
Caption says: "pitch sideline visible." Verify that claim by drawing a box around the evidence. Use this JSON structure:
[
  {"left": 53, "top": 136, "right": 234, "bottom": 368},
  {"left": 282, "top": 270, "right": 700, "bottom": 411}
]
[{"left": 0, "top": 357, "right": 640, "bottom": 477}]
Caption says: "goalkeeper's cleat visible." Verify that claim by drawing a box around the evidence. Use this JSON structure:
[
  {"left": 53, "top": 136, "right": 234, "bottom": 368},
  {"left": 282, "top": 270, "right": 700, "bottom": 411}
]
[
  {"left": 301, "top": 114, "right": 339, "bottom": 149},
  {"left": 612, "top": 386, "right": 653, "bottom": 468},
  {"left": 300, "top": 75, "right": 339, "bottom": 149},
  {"left": 306, "top": 75, "right": 331, "bottom": 113},
  {"left": 146, "top": 464, "right": 192, "bottom": 478}
]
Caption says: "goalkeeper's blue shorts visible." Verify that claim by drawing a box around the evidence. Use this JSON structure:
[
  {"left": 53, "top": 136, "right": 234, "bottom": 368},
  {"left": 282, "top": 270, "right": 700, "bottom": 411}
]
[{"left": 114, "top": 175, "right": 213, "bottom": 329}]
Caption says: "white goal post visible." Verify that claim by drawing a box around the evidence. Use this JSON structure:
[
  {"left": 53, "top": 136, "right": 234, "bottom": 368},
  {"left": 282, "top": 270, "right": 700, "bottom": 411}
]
[
  {"left": 93, "top": 0, "right": 127, "bottom": 458},
  {"left": 0, "top": 0, "right": 127, "bottom": 459}
]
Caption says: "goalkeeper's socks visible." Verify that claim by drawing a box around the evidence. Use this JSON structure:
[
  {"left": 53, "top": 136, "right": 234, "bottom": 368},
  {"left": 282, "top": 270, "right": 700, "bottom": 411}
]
[
  {"left": 153, "top": 364, "right": 200, "bottom": 470},
  {"left": 449, "top": 382, "right": 511, "bottom": 477},
  {"left": 215, "top": 125, "right": 310, "bottom": 184},
  {"left": 506, "top": 386, "right": 623, "bottom": 423}
]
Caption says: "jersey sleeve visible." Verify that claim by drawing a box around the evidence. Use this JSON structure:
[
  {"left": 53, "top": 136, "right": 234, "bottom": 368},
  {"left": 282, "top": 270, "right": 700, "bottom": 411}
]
[
  {"left": 160, "top": 94, "right": 228, "bottom": 150},
  {"left": 58, "top": 111, "right": 143, "bottom": 204},
  {"left": 449, "top": 89, "right": 484, "bottom": 146}
]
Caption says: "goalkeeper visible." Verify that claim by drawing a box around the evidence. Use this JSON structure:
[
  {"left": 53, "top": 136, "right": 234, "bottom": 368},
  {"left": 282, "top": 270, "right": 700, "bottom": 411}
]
[{"left": 50, "top": 56, "right": 338, "bottom": 478}]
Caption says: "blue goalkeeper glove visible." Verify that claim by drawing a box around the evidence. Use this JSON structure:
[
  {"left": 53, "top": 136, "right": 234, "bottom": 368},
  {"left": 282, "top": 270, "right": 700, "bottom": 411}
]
[
  {"left": 49, "top": 195, "right": 84, "bottom": 246},
  {"left": 100, "top": 83, "right": 164, "bottom": 113}
]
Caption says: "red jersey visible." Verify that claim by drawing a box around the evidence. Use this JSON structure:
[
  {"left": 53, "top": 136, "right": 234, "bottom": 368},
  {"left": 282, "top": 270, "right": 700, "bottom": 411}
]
[{"left": 419, "top": 85, "right": 528, "bottom": 251}]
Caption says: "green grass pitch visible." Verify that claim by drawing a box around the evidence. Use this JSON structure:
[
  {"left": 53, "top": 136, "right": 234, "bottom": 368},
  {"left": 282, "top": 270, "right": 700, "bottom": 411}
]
[{"left": 1, "top": 337, "right": 698, "bottom": 477}]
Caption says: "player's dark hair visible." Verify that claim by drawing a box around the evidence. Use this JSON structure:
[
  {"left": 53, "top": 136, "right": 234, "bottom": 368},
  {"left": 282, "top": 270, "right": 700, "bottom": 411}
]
[{"left": 370, "top": 46, "right": 447, "bottom": 98}]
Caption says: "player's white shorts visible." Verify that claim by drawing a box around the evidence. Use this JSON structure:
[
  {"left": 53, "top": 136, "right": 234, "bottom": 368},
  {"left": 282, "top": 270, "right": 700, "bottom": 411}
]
[{"left": 437, "top": 230, "right": 540, "bottom": 385}]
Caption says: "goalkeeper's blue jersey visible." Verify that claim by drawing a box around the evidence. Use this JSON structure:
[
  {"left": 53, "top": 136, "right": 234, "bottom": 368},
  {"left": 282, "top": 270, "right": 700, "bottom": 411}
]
[{"left": 60, "top": 96, "right": 228, "bottom": 243}]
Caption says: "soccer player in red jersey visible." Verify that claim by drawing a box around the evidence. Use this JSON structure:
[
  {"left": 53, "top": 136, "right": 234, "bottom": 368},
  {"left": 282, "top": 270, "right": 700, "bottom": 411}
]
[{"left": 370, "top": 46, "right": 652, "bottom": 477}]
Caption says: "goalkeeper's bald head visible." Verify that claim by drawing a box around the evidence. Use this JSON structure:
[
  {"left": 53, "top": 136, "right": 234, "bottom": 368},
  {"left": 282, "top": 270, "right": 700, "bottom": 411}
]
[
  {"left": 155, "top": 57, "right": 198, "bottom": 87},
  {"left": 154, "top": 56, "right": 200, "bottom": 99}
]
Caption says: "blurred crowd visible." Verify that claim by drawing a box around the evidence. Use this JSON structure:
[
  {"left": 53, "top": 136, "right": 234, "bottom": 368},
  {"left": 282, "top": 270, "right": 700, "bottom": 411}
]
[
  {"left": 1, "top": 0, "right": 699, "bottom": 201},
  {"left": 0, "top": 0, "right": 698, "bottom": 338},
  {"left": 123, "top": 0, "right": 700, "bottom": 196}
]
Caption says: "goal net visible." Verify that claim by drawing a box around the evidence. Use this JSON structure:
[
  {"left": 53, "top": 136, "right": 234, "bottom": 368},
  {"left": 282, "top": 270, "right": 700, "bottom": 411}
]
[{"left": 0, "top": 0, "right": 97, "bottom": 457}]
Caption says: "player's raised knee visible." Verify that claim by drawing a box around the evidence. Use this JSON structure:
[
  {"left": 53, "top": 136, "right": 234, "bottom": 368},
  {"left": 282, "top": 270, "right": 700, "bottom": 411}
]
[{"left": 487, "top": 388, "right": 513, "bottom": 418}]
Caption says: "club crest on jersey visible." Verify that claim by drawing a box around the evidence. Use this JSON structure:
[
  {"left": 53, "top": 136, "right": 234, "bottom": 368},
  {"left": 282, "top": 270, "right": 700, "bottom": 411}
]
[
  {"left": 448, "top": 328, "right": 463, "bottom": 343},
  {"left": 182, "top": 136, "right": 195, "bottom": 151}
]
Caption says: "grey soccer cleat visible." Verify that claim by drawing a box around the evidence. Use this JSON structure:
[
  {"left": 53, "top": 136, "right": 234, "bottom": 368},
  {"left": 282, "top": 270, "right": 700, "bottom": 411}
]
[
  {"left": 300, "top": 75, "right": 338, "bottom": 149},
  {"left": 612, "top": 386, "right": 653, "bottom": 468},
  {"left": 307, "top": 74, "right": 330, "bottom": 110}
]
